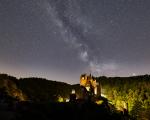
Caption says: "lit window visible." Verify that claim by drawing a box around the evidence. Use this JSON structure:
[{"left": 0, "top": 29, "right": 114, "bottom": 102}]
[{"left": 86, "top": 86, "right": 90, "bottom": 91}]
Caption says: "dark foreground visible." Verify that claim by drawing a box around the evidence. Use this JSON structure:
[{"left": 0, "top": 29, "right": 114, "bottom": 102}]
[{"left": 0, "top": 100, "right": 129, "bottom": 120}]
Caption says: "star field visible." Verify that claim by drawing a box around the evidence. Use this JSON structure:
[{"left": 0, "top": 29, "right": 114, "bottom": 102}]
[{"left": 0, "top": 0, "right": 150, "bottom": 84}]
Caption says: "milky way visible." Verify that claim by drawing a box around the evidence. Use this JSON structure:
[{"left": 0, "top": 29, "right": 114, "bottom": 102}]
[{"left": 0, "top": 0, "right": 150, "bottom": 84}]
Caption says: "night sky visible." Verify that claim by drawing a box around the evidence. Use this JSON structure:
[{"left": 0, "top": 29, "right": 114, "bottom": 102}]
[{"left": 0, "top": 0, "right": 150, "bottom": 84}]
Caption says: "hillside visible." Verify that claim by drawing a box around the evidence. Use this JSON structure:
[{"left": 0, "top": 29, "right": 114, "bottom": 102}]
[
  {"left": 0, "top": 73, "right": 150, "bottom": 119},
  {"left": 0, "top": 74, "right": 74, "bottom": 102},
  {"left": 0, "top": 74, "right": 25, "bottom": 101},
  {"left": 96, "top": 75, "right": 150, "bottom": 119},
  {"left": 18, "top": 77, "right": 72, "bottom": 102}
]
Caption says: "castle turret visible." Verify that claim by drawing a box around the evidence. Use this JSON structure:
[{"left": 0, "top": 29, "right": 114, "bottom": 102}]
[{"left": 80, "top": 74, "right": 101, "bottom": 98}]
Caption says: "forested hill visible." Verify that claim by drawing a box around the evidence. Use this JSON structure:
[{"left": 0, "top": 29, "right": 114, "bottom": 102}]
[
  {"left": 0, "top": 73, "right": 150, "bottom": 119},
  {"left": 0, "top": 73, "right": 150, "bottom": 102},
  {"left": 18, "top": 77, "right": 72, "bottom": 102},
  {"left": 96, "top": 75, "right": 150, "bottom": 119},
  {"left": 0, "top": 74, "right": 73, "bottom": 102}
]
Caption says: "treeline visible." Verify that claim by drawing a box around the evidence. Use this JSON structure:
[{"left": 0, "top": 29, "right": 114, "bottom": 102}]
[
  {"left": 0, "top": 73, "right": 150, "bottom": 119},
  {"left": 18, "top": 77, "right": 72, "bottom": 102},
  {"left": 0, "top": 73, "right": 123, "bottom": 120},
  {"left": 96, "top": 75, "right": 150, "bottom": 119},
  {"left": 0, "top": 74, "right": 74, "bottom": 102}
]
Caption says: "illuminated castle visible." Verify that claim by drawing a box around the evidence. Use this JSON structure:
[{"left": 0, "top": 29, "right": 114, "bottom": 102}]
[{"left": 80, "top": 74, "right": 101, "bottom": 97}]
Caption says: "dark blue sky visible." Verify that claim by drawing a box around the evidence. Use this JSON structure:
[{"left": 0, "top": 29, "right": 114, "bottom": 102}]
[{"left": 0, "top": 0, "right": 150, "bottom": 84}]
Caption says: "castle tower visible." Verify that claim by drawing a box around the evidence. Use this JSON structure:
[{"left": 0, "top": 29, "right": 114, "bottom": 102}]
[{"left": 80, "top": 74, "right": 101, "bottom": 97}]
